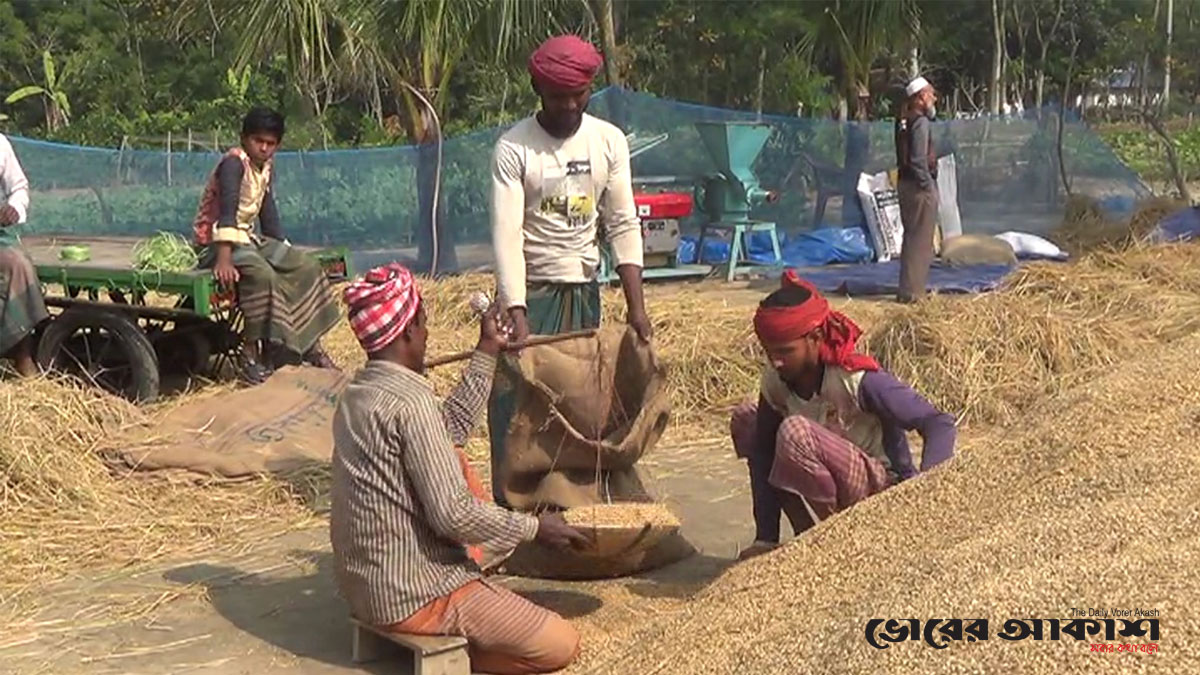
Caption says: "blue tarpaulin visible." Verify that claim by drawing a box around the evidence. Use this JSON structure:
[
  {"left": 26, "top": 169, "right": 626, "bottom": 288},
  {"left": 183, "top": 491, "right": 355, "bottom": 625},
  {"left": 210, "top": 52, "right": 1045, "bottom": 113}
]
[
  {"left": 677, "top": 227, "right": 874, "bottom": 267},
  {"left": 790, "top": 261, "right": 1015, "bottom": 296},
  {"left": 1148, "top": 206, "right": 1200, "bottom": 243}
]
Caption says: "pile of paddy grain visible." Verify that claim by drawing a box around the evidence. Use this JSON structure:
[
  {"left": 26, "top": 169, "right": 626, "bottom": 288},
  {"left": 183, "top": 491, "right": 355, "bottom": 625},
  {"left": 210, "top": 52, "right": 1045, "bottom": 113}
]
[
  {"left": 0, "top": 377, "right": 316, "bottom": 629},
  {"left": 865, "top": 242, "right": 1200, "bottom": 426},
  {"left": 576, "top": 331, "right": 1200, "bottom": 675}
]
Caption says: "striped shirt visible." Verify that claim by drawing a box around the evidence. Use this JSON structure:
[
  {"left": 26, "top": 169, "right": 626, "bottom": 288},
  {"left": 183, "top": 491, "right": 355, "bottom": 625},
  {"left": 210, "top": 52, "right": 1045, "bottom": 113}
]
[{"left": 330, "top": 351, "right": 539, "bottom": 625}]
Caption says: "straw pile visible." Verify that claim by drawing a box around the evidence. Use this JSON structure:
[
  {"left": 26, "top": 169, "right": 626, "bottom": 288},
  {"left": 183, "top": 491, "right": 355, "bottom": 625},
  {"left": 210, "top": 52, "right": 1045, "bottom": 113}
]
[
  {"left": 576, "top": 331, "right": 1200, "bottom": 674},
  {"left": 1054, "top": 195, "right": 1183, "bottom": 253},
  {"left": 865, "top": 243, "right": 1200, "bottom": 425},
  {"left": 0, "top": 377, "right": 317, "bottom": 629}
]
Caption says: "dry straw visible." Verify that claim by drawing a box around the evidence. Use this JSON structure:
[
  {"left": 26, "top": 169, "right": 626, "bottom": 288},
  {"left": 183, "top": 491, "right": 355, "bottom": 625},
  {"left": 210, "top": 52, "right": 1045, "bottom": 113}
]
[
  {"left": 0, "top": 377, "right": 318, "bottom": 632},
  {"left": 6, "top": 215, "right": 1200, "bottom": 643},
  {"left": 866, "top": 243, "right": 1200, "bottom": 426},
  {"left": 1054, "top": 195, "right": 1183, "bottom": 253}
]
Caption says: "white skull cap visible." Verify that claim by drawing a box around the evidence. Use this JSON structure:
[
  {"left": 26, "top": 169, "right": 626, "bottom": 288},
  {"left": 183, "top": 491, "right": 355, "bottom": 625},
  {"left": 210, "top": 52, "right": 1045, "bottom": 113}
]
[{"left": 906, "top": 76, "right": 931, "bottom": 97}]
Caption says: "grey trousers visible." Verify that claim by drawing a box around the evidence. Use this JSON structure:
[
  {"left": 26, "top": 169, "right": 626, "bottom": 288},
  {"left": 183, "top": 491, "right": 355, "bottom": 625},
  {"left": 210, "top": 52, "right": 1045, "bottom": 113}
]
[{"left": 897, "top": 180, "right": 939, "bottom": 302}]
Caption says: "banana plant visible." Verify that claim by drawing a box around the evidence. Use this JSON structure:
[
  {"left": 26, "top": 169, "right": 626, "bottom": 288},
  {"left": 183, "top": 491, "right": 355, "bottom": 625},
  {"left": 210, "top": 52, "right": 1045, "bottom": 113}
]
[{"left": 4, "top": 50, "right": 73, "bottom": 131}]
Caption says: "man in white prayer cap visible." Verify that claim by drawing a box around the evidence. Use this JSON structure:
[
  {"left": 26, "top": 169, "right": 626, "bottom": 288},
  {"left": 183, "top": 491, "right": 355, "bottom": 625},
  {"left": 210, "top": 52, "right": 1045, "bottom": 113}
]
[{"left": 893, "top": 76, "right": 939, "bottom": 303}]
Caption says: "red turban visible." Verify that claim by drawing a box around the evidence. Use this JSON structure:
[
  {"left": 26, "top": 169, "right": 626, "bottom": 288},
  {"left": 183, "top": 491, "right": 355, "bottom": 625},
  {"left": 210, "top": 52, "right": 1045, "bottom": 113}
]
[
  {"left": 343, "top": 263, "right": 422, "bottom": 354},
  {"left": 528, "top": 35, "right": 603, "bottom": 89},
  {"left": 753, "top": 269, "right": 880, "bottom": 373}
]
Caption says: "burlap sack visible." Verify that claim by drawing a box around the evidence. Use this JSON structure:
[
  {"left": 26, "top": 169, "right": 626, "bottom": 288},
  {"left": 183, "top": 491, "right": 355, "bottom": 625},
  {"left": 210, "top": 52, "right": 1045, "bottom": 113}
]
[
  {"left": 105, "top": 366, "right": 348, "bottom": 479},
  {"left": 940, "top": 233, "right": 1018, "bottom": 267},
  {"left": 498, "top": 324, "right": 671, "bottom": 511}
]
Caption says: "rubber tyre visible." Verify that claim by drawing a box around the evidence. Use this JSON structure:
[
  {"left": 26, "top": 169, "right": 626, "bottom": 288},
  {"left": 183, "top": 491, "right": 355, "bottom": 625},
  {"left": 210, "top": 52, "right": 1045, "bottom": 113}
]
[{"left": 36, "top": 306, "right": 161, "bottom": 404}]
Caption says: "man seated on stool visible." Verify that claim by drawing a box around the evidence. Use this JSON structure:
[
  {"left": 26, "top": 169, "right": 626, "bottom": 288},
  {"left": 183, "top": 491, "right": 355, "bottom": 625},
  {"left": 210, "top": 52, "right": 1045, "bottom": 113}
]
[{"left": 331, "top": 263, "right": 588, "bottom": 675}]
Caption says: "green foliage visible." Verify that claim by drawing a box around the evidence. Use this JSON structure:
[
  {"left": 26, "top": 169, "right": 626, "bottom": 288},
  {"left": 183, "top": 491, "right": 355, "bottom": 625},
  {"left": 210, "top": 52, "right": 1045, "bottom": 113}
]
[{"left": 1100, "top": 125, "right": 1200, "bottom": 183}]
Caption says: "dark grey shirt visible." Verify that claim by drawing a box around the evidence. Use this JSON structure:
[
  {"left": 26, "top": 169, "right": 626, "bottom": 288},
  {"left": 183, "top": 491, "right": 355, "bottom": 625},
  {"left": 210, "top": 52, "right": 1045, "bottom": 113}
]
[{"left": 906, "top": 115, "right": 936, "bottom": 192}]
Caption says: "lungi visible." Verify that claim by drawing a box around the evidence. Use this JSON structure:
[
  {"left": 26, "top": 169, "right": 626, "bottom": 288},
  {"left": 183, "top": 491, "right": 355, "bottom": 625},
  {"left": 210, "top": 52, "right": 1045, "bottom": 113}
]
[
  {"left": 487, "top": 281, "right": 601, "bottom": 505},
  {"left": 897, "top": 179, "right": 939, "bottom": 303},
  {"left": 0, "top": 238, "right": 49, "bottom": 356},
  {"left": 731, "top": 400, "right": 892, "bottom": 521},
  {"left": 198, "top": 237, "right": 340, "bottom": 356},
  {"left": 381, "top": 578, "right": 579, "bottom": 675}
]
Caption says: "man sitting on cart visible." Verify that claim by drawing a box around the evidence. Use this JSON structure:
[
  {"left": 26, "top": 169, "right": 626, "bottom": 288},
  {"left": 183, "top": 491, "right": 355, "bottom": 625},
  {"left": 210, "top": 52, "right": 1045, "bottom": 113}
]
[
  {"left": 0, "top": 132, "right": 48, "bottom": 378},
  {"left": 191, "top": 107, "right": 341, "bottom": 385}
]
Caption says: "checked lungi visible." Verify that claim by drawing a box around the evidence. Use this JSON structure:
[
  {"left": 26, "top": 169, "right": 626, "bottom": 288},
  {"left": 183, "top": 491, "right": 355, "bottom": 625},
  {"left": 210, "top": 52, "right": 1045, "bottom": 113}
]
[
  {"left": 731, "top": 399, "right": 892, "bottom": 520},
  {"left": 197, "top": 237, "right": 340, "bottom": 356}
]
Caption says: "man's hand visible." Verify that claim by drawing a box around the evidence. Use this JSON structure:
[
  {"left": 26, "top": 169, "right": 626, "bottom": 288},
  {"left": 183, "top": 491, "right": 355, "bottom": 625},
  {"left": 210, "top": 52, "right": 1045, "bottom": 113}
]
[
  {"left": 627, "top": 307, "right": 653, "bottom": 342},
  {"left": 507, "top": 307, "right": 530, "bottom": 346},
  {"left": 535, "top": 513, "right": 590, "bottom": 551},
  {"left": 0, "top": 205, "right": 19, "bottom": 226},
  {"left": 616, "top": 264, "right": 651, "bottom": 343},
  {"left": 213, "top": 244, "right": 239, "bottom": 287},
  {"left": 477, "top": 304, "right": 507, "bottom": 356}
]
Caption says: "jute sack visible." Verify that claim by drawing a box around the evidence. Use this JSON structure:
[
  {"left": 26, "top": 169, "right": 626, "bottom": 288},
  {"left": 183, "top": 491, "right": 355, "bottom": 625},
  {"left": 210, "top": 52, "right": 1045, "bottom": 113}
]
[
  {"left": 940, "top": 233, "right": 1018, "bottom": 267},
  {"left": 497, "top": 324, "right": 672, "bottom": 511}
]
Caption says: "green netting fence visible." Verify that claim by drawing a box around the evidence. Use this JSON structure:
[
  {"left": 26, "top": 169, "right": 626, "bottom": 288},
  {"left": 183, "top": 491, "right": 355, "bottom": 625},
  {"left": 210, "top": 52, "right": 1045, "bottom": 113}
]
[{"left": 8, "top": 87, "right": 1149, "bottom": 271}]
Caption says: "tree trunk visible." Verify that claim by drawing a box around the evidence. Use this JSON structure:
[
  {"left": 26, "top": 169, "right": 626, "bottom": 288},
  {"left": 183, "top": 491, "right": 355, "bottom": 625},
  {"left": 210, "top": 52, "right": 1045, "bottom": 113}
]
[
  {"left": 990, "top": 0, "right": 1005, "bottom": 114},
  {"left": 1164, "top": 0, "right": 1174, "bottom": 109},
  {"left": 908, "top": 14, "right": 921, "bottom": 78},
  {"left": 1142, "top": 0, "right": 1162, "bottom": 108},
  {"left": 755, "top": 47, "right": 766, "bottom": 116},
  {"left": 1057, "top": 31, "right": 1079, "bottom": 198},
  {"left": 595, "top": 0, "right": 621, "bottom": 87}
]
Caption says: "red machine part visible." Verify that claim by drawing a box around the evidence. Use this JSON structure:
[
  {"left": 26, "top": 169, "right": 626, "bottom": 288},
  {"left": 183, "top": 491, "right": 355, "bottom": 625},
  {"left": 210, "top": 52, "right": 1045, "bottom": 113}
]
[{"left": 633, "top": 191, "right": 693, "bottom": 219}]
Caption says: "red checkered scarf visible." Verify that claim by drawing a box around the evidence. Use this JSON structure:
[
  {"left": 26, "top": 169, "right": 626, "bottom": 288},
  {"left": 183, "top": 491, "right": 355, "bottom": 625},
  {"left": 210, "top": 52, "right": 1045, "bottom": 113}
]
[
  {"left": 753, "top": 269, "right": 880, "bottom": 373},
  {"left": 343, "top": 263, "right": 421, "bottom": 354}
]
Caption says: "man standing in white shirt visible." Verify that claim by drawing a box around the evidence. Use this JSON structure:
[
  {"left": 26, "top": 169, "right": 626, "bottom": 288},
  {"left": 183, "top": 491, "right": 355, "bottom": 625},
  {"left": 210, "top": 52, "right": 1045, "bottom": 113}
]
[
  {"left": 0, "top": 134, "right": 48, "bottom": 377},
  {"left": 487, "top": 34, "right": 651, "bottom": 505}
]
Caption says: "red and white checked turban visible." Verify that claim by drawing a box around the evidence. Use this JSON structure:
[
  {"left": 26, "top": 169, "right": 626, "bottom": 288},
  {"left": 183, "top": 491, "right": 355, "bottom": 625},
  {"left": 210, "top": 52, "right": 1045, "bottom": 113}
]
[{"left": 343, "top": 263, "right": 422, "bottom": 354}]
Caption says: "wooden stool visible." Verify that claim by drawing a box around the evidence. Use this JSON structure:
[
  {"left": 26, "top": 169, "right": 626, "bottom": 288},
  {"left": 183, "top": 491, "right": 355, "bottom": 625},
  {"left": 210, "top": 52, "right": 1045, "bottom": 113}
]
[
  {"left": 351, "top": 618, "right": 471, "bottom": 675},
  {"left": 696, "top": 221, "right": 783, "bottom": 282}
]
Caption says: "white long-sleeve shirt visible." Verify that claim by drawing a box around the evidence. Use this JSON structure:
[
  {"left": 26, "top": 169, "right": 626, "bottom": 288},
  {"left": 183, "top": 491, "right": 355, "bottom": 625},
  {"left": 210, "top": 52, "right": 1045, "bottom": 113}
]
[
  {"left": 490, "top": 113, "right": 643, "bottom": 309},
  {"left": 0, "top": 134, "right": 30, "bottom": 224}
]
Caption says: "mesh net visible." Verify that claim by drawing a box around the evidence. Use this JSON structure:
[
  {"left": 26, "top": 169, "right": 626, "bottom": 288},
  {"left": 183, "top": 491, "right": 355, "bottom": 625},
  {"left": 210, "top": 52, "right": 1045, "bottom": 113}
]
[{"left": 9, "top": 87, "right": 1150, "bottom": 272}]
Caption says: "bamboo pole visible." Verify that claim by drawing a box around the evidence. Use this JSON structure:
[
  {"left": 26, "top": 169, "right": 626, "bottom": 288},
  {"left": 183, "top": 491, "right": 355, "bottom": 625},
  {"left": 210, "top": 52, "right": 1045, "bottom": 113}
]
[{"left": 423, "top": 330, "right": 597, "bottom": 370}]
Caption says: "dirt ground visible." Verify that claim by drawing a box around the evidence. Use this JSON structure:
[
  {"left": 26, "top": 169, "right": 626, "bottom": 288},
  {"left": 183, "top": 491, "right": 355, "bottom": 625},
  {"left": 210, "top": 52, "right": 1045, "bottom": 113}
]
[
  {"left": 0, "top": 281, "right": 794, "bottom": 675},
  {"left": 0, "top": 434, "right": 765, "bottom": 675}
]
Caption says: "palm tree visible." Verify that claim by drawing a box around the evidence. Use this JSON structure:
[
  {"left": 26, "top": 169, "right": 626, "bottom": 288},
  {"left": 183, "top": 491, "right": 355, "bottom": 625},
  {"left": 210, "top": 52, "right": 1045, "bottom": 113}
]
[
  {"left": 188, "top": 0, "right": 579, "bottom": 273},
  {"left": 800, "top": 0, "right": 921, "bottom": 120}
]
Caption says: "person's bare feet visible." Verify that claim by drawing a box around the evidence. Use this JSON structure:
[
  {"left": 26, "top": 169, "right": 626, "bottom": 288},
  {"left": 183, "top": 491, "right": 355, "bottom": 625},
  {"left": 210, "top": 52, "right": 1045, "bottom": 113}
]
[
  {"left": 13, "top": 356, "right": 39, "bottom": 378},
  {"left": 9, "top": 339, "right": 39, "bottom": 378}
]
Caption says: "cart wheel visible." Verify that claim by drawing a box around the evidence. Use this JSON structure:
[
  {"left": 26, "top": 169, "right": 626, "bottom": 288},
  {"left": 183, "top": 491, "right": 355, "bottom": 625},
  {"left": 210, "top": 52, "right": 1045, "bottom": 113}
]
[
  {"left": 37, "top": 306, "right": 160, "bottom": 404},
  {"left": 155, "top": 329, "right": 212, "bottom": 377}
]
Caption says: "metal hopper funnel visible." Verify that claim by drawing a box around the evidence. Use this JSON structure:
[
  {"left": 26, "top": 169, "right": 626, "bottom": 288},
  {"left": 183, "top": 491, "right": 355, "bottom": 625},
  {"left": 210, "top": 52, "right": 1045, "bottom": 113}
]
[{"left": 694, "top": 121, "right": 778, "bottom": 223}]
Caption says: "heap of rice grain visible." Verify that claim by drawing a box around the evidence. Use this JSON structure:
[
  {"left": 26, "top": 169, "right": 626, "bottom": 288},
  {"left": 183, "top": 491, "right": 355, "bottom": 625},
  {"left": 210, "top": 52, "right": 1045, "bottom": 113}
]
[
  {"left": 563, "top": 502, "right": 681, "bottom": 530},
  {"left": 574, "top": 332, "right": 1200, "bottom": 674}
]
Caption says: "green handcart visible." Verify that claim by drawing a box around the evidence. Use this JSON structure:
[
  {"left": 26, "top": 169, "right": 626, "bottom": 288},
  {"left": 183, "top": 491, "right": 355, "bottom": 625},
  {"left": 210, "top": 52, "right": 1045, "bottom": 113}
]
[{"left": 25, "top": 235, "right": 354, "bottom": 404}]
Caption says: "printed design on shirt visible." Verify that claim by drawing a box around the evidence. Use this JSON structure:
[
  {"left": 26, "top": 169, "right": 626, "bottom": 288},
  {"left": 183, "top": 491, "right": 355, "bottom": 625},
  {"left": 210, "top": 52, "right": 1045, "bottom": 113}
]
[{"left": 538, "top": 158, "right": 596, "bottom": 228}]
